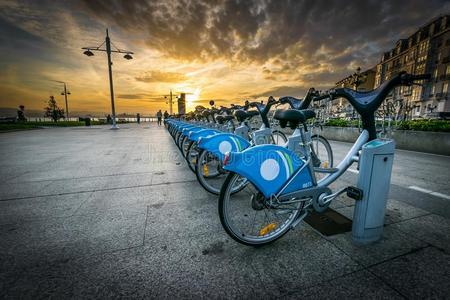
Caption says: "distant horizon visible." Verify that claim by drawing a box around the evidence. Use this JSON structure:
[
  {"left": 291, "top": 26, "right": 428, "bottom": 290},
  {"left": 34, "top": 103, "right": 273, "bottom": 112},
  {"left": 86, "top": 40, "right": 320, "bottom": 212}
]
[{"left": 0, "top": 106, "right": 168, "bottom": 118}]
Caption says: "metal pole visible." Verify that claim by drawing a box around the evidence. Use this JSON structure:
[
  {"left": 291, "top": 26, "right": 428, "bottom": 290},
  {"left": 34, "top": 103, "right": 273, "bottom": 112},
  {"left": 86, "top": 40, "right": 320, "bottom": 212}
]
[
  {"left": 63, "top": 83, "right": 69, "bottom": 120},
  {"left": 106, "top": 28, "right": 118, "bottom": 129},
  {"left": 169, "top": 89, "right": 173, "bottom": 115}
]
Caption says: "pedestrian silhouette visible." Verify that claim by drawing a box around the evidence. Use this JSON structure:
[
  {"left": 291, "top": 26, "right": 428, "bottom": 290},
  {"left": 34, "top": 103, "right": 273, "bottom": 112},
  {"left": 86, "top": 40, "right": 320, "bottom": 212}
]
[
  {"left": 156, "top": 110, "right": 162, "bottom": 126},
  {"left": 136, "top": 113, "right": 140, "bottom": 124}
]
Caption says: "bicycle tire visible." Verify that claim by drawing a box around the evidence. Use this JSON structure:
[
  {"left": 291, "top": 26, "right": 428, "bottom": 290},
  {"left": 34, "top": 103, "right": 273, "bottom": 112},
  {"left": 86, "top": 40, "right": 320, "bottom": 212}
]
[{"left": 218, "top": 172, "right": 301, "bottom": 246}]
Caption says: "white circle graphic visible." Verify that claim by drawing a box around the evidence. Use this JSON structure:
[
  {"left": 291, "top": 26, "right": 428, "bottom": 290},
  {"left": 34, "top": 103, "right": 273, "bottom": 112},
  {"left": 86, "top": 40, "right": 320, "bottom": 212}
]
[
  {"left": 260, "top": 159, "right": 280, "bottom": 181},
  {"left": 219, "top": 141, "right": 232, "bottom": 154}
]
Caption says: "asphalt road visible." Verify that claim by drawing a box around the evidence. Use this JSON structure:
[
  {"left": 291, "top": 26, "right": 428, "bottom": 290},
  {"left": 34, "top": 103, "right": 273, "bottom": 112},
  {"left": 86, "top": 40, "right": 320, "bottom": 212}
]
[{"left": 329, "top": 140, "right": 450, "bottom": 218}]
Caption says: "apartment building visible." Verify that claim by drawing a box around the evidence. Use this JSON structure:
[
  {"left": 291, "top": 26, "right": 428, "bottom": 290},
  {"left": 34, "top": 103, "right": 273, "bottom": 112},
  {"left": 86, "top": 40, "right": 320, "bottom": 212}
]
[
  {"left": 374, "top": 14, "right": 450, "bottom": 119},
  {"left": 333, "top": 15, "right": 450, "bottom": 119}
]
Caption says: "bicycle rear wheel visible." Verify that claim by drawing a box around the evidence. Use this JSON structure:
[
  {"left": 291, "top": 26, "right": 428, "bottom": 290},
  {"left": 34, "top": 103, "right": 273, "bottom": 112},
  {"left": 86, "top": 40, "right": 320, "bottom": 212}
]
[{"left": 219, "top": 172, "right": 303, "bottom": 246}]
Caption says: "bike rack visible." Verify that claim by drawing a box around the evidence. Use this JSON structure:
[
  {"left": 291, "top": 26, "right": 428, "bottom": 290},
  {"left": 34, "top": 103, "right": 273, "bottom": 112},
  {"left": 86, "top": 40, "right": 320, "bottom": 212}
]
[{"left": 352, "top": 138, "right": 395, "bottom": 245}]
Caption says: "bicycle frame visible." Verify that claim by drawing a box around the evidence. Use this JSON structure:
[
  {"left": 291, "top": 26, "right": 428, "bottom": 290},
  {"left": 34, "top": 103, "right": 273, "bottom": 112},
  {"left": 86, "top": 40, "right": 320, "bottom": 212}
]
[{"left": 223, "top": 128, "right": 369, "bottom": 208}]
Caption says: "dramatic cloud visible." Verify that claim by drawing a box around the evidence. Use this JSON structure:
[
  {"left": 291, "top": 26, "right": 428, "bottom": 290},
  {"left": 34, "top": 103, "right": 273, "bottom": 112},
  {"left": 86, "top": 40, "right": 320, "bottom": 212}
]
[
  {"left": 0, "top": 0, "right": 448, "bottom": 114},
  {"left": 80, "top": 0, "right": 448, "bottom": 64}
]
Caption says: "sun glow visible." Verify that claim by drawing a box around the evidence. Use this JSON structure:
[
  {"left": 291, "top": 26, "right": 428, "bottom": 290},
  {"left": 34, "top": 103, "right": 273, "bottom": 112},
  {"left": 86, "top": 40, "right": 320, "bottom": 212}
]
[{"left": 186, "top": 88, "right": 201, "bottom": 111}]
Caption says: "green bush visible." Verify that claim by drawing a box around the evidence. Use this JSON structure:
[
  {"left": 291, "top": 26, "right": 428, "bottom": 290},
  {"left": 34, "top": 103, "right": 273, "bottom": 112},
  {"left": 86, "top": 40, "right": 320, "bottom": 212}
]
[
  {"left": 324, "top": 118, "right": 450, "bottom": 132},
  {"left": 396, "top": 120, "right": 450, "bottom": 132},
  {"left": 325, "top": 118, "right": 350, "bottom": 127}
]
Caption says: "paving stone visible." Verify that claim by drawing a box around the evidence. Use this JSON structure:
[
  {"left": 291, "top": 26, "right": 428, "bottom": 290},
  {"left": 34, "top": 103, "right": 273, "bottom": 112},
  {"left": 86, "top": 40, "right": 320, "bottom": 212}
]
[
  {"left": 1, "top": 232, "right": 268, "bottom": 299},
  {"left": 0, "top": 192, "right": 92, "bottom": 225},
  {"left": 0, "top": 209, "right": 147, "bottom": 265},
  {"left": 0, "top": 181, "right": 53, "bottom": 200},
  {"left": 246, "top": 224, "right": 361, "bottom": 296},
  {"left": 336, "top": 199, "right": 431, "bottom": 225},
  {"left": 1, "top": 124, "right": 449, "bottom": 298},
  {"left": 389, "top": 214, "right": 450, "bottom": 252},
  {"left": 325, "top": 224, "right": 427, "bottom": 267},
  {"left": 283, "top": 269, "right": 403, "bottom": 299},
  {"left": 370, "top": 246, "right": 450, "bottom": 299}
]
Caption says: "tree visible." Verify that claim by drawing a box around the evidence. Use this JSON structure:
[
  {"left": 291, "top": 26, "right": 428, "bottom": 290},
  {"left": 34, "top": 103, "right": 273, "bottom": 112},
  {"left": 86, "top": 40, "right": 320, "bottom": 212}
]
[{"left": 44, "top": 96, "right": 65, "bottom": 122}]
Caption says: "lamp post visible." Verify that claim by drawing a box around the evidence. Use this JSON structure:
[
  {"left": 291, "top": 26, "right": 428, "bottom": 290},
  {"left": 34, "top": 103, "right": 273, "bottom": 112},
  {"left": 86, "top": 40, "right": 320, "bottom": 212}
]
[
  {"left": 52, "top": 80, "right": 70, "bottom": 119},
  {"left": 164, "top": 89, "right": 174, "bottom": 114},
  {"left": 82, "top": 28, "right": 133, "bottom": 129},
  {"left": 61, "top": 83, "right": 70, "bottom": 120}
]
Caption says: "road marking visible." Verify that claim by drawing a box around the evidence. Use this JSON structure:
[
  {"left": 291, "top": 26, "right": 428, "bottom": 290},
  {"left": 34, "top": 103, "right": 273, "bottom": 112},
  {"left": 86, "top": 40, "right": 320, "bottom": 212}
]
[
  {"left": 408, "top": 186, "right": 450, "bottom": 200},
  {"left": 348, "top": 168, "right": 359, "bottom": 174}
]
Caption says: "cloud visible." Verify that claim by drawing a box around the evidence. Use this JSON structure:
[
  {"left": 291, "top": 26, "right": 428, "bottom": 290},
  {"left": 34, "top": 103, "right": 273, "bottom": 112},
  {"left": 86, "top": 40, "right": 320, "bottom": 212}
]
[
  {"left": 249, "top": 85, "right": 310, "bottom": 99},
  {"left": 79, "top": 0, "right": 449, "bottom": 98},
  {"left": 135, "top": 71, "right": 187, "bottom": 83},
  {"left": 117, "top": 93, "right": 162, "bottom": 101}
]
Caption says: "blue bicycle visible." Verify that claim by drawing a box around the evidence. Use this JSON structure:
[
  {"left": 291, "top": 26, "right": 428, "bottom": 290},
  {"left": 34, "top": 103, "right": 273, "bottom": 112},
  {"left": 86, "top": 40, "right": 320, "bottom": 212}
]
[{"left": 217, "top": 72, "right": 430, "bottom": 246}]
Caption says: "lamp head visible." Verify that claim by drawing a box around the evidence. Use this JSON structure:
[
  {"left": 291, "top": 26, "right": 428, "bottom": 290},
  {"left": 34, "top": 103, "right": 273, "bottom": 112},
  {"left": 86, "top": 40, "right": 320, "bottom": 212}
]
[{"left": 83, "top": 49, "right": 94, "bottom": 57}]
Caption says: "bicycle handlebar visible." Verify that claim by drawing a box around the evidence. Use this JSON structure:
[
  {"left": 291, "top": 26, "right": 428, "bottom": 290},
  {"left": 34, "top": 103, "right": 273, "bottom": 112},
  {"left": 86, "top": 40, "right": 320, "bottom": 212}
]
[
  {"left": 400, "top": 73, "right": 431, "bottom": 84},
  {"left": 312, "top": 94, "right": 331, "bottom": 102}
]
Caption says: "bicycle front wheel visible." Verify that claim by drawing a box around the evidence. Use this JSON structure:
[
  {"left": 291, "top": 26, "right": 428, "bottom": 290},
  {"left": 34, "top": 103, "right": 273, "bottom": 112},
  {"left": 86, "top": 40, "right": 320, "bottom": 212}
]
[
  {"left": 196, "top": 150, "right": 247, "bottom": 195},
  {"left": 219, "top": 172, "right": 303, "bottom": 246},
  {"left": 271, "top": 130, "right": 287, "bottom": 146},
  {"left": 311, "top": 135, "right": 333, "bottom": 168}
]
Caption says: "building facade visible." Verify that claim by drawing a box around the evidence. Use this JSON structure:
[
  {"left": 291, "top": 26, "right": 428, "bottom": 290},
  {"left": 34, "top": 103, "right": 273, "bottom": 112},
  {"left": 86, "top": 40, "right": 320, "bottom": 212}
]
[
  {"left": 374, "top": 14, "right": 450, "bottom": 119},
  {"left": 332, "top": 68, "right": 376, "bottom": 118},
  {"left": 332, "top": 14, "right": 450, "bottom": 120}
]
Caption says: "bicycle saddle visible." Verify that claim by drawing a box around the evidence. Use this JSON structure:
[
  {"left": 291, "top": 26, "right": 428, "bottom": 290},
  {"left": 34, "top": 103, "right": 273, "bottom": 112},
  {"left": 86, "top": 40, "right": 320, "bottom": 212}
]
[
  {"left": 234, "top": 110, "right": 259, "bottom": 122},
  {"left": 274, "top": 109, "right": 316, "bottom": 129},
  {"left": 279, "top": 96, "right": 304, "bottom": 110},
  {"left": 215, "top": 115, "right": 225, "bottom": 124},
  {"left": 223, "top": 115, "right": 234, "bottom": 121}
]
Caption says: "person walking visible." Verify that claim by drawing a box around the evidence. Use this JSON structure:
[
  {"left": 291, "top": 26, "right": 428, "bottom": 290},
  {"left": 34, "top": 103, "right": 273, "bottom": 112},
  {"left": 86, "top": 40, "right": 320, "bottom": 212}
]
[
  {"left": 163, "top": 110, "right": 169, "bottom": 119},
  {"left": 156, "top": 109, "right": 162, "bottom": 126},
  {"left": 136, "top": 113, "right": 141, "bottom": 124}
]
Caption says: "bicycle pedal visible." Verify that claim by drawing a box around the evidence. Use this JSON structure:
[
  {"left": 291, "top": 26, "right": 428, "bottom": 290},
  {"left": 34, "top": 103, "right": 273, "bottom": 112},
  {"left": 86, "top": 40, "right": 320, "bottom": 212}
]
[{"left": 346, "top": 186, "right": 363, "bottom": 201}]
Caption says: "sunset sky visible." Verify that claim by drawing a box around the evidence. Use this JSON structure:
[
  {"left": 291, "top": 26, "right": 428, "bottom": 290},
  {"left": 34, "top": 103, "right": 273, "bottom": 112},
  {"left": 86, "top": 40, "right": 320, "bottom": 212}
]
[{"left": 0, "top": 0, "right": 448, "bottom": 115}]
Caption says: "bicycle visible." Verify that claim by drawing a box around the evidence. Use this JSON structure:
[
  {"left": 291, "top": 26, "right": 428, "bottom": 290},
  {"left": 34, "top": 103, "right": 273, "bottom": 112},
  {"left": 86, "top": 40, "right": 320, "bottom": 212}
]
[
  {"left": 217, "top": 72, "right": 430, "bottom": 246},
  {"left": 194, "top": 97, "right": 288, "bottom": 194}
]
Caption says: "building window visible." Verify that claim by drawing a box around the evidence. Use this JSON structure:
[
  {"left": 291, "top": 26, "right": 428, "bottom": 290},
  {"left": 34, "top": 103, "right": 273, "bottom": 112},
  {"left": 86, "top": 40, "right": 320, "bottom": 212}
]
[
  {"left": 443, "top": 82, "right": 449, "bottom": 94},
  {"left": 446, "top": 65, "right": 450, "bottom": 75},
  {"left": 434, "top": 69, "right": 438, "bottom": 79},
  {"left": 431, "top": 84, "right": 436, "bottom": 96}
]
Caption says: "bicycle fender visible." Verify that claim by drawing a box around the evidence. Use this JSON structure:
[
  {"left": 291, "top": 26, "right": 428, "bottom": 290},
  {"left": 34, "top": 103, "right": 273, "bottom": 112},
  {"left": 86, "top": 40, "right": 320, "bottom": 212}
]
[
  {"left": 197, "top": 133, "right": 251, "bottom": 161},
  {"left": 223, "top": 145, "right": 313, "bottom": 198},
  {"left": 182, "top": 126, "right": 202, "bottom": 136},
  {"left": 188, "top": 129, "right": 219, "bottom": 142}
]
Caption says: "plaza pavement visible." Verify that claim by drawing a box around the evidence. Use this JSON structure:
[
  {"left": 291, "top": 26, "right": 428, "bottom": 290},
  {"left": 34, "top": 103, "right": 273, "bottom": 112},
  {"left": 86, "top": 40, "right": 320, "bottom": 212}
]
[{"left": 0, "top": 123, "right": 449, "bottom": 298}]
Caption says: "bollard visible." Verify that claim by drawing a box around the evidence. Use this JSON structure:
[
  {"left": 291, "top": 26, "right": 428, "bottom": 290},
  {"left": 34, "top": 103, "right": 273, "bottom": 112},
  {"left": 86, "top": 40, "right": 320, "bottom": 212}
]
[{"left": 352, "top": 139, "right": 395, "bottom": 245}]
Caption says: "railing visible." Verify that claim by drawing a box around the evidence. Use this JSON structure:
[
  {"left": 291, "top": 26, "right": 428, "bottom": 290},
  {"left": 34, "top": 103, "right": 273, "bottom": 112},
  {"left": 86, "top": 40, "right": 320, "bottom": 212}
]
[{"left": 24, "top": 117, "right": 159, "bottom": 122}]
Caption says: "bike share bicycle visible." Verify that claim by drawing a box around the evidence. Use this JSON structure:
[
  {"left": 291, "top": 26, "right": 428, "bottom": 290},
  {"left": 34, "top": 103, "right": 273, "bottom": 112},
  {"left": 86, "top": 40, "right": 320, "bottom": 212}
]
[
  {"left": 218, "top": 72, "right": 430, "bottom": 246},
  {"left": 194, "top": 97, "right": 287, "bottom": 194},
  {"left": 195, "top": 88, "right": 334, "bottom": 195}
]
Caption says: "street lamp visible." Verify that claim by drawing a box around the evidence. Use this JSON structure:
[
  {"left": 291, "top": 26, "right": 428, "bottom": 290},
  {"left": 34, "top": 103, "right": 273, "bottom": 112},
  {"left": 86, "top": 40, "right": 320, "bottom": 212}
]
[
  {"left": 164, "top": 90, "right": 174, "bottom": 115},
  {"left": 52, "top": 80, "right": 70, "bottom": 119},
  {"left": 82, "top": 28, "right": 134, "bottom": 129}
]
